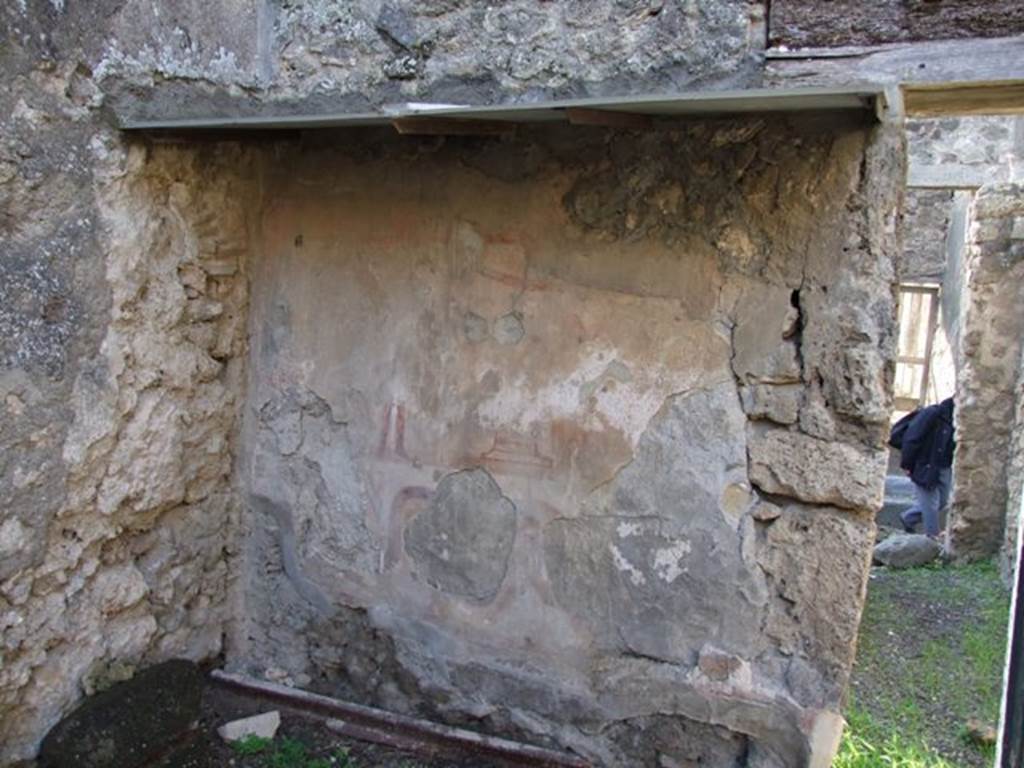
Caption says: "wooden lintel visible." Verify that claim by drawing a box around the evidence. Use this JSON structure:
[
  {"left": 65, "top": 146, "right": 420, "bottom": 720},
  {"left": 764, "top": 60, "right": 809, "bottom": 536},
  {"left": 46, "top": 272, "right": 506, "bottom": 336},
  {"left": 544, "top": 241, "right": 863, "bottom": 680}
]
[
  {"left": 391, "top": 117, "right": 516, "bottom": 136},
  {"left": 903, "top": 80, "right": 1024, "bottom": 117},
  {"left": 565, "top": 107, "right": 654, "bottom": 129}
]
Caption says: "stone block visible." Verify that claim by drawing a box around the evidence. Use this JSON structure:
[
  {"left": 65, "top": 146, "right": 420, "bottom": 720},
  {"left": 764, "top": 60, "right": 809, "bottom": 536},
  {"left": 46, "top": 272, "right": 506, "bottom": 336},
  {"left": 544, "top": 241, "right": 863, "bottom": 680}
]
[
  {"left": 748, "top": 429, "right": 886, "bottom": 510},
  {"left": 732, "top": 286, "right": 802, "bottom": 384},
  {"left": 740, "top": 384, "right": 801, "bottom": 424}
]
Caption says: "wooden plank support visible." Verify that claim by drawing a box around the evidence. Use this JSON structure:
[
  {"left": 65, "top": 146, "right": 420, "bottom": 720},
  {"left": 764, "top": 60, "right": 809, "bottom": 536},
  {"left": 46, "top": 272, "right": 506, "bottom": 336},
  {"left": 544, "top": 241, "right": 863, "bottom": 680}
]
[
  {"left": 210, "top": 670, "right": 590, "bottom": 767},
  {"left": 765, "top": 36, "right": 1024, "bottom": 90},
  {"left": 391, "top": 117, "right": 516, "bottom": 136},
  {"left": 565, "top": 107, "right": 654, "bottom": 129},
  {"left": 903, "top": 80, "right": 1024, "bottom": 117}
]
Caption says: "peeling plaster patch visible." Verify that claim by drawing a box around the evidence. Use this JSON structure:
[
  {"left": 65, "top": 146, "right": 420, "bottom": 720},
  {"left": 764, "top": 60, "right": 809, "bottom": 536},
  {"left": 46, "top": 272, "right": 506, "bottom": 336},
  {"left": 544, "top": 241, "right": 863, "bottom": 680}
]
[
  {"left": 609, "top": 543, "right": 646, "bottom": 586},
  {"left": 653, "top": 540, "right": 691, "bottom": 583}
]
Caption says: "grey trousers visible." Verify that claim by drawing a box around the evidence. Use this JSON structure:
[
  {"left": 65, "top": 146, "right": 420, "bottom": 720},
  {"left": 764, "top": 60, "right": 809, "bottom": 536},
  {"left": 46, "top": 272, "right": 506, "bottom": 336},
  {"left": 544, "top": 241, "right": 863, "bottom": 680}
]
[{"left": 901, "top": 467, "right": 952, "bottom": 537}]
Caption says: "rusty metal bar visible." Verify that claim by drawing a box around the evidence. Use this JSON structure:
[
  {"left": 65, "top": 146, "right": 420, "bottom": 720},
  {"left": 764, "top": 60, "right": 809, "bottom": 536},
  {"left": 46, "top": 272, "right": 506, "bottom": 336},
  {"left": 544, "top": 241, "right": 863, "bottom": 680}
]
[{"left": 209, "top": 670, "right": 591, "bottom": 767}]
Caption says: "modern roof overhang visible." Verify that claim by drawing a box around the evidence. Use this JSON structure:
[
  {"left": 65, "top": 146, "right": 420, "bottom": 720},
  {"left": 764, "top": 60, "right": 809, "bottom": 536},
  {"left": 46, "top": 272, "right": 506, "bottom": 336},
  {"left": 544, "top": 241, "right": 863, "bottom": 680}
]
[{"left": 118, "top": 85, "right": 886, "bottom": 134}]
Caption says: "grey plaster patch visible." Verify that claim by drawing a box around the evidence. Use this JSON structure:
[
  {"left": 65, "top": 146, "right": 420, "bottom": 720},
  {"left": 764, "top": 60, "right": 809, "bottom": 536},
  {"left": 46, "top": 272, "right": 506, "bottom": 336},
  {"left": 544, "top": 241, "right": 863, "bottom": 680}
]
[
  {"left": 492, "top": 311, "right": 525, "bottom": 346},
  {"left": 404, "top": 468, "right": 517, "bottom": 602},
  {"left": 731, "top": 284, "right": 802, "bottom": 384}
]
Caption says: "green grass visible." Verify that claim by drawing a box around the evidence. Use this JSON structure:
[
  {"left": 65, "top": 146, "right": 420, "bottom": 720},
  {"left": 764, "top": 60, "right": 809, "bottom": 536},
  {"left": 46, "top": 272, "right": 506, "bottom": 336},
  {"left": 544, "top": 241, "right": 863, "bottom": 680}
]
[
  {"left": 231, "top": 734, "right": 273, "bottom": 755},
  {"left": 839, "top": 559, "right": 1009, "bottom": 767},
  {"left": 231, "top": 734, "right": 358, "bottom": 768},
  {"left": 835, "top": 702, "right": 959, "bottom": 767}
]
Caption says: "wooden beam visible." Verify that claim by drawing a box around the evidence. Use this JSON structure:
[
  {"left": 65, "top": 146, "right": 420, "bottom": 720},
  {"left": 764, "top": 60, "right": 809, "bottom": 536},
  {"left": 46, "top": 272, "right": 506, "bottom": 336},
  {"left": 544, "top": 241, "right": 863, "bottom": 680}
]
[
  {"left": 391, "top": 117, "right": 516, "bottom": 136},
  {"left": 903, "top": 81, "right": 1024, "bottom": 117},
  {"left": 766, "top": 36, "right": 1024, "bottom": 89},
  {"left": 565, "top": 107, "right": 654, "bottom": 129}
]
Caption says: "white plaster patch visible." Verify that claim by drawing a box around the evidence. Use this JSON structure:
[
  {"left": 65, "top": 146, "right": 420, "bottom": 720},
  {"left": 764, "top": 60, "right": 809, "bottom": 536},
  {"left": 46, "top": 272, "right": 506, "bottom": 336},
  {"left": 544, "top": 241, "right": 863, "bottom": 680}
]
[
  {"left": 652, "top": 539, "right": 692, "bottom": 583},
  {"left": 609, "top": 544, "right": 646, "bottom": 586},
  {"left": 617, "top": 521, "right": 642, "bottom": 538},
  {"left": 477, "top": 346, "right": 692, "bottom": 444}
]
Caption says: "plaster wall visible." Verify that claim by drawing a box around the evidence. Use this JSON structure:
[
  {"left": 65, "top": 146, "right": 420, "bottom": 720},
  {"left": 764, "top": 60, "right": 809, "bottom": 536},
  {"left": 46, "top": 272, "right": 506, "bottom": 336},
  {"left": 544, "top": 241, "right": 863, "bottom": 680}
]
[{"left": 236, "top": 117, "right": 901, "bottom": 766}]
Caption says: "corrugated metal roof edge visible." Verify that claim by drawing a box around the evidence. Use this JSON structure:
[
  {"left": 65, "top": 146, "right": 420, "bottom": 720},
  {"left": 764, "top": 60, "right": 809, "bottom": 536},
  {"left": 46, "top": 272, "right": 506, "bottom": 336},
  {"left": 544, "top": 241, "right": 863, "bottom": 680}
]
[{"left": 119, "top": 85, "right": 883, "bottom": 131}]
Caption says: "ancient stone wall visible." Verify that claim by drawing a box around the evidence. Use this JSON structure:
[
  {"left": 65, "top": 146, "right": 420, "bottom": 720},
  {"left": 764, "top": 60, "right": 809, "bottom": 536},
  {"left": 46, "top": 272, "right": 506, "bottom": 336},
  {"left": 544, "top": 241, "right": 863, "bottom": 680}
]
[
  {"left": 0, "top": 1, "right": 766, "bottom": 760},
  {"left": 95, "top": 0, "right": 766, "bottom": 124},
  {"left": 900, "top": 189, "right": 952, "bottom": 282},
  {"left": 235, "top": 115, "right": 901, "bottom": 766},
  {"left": 949, "top": 184, "right": 1024, "bottom": 560},
  {"left": 1005, "top": 349, "right": 1024, "bottom": 581},
  {"left": 1, "top": 5, "right": 263, "bottom": 761},
  {"left": 769, "top": 0, "right": 1024, "bottom": 49},
  {"left": 906, "top": 115, "right": 1024, "bottom": 189},
  {"left": 0, "top": 134, "right": 257, "bottom": 766},
  {"left": 0, "top": 1, "right": 906, "bottom": 764}
]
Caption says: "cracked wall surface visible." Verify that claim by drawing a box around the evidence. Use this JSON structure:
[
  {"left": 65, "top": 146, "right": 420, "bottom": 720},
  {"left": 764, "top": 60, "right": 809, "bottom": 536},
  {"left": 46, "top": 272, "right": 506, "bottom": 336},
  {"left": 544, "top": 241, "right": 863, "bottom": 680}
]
[{"left": 236, "top": 117, "right": 901, "bottom": 766}]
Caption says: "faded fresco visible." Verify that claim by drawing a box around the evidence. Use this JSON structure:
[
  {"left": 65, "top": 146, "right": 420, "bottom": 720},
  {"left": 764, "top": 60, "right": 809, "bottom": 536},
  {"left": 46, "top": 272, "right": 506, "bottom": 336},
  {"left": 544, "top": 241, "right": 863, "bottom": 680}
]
[{"left": 237, "top": 119, "right": 900, "bottom": 766}]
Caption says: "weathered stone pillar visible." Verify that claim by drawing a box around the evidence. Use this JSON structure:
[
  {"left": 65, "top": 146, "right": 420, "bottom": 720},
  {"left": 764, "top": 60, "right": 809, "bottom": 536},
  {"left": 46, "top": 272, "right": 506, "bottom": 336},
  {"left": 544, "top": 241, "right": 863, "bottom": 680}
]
[{"left": 949, "top": 183, "right": 1024, "bottom": 560}]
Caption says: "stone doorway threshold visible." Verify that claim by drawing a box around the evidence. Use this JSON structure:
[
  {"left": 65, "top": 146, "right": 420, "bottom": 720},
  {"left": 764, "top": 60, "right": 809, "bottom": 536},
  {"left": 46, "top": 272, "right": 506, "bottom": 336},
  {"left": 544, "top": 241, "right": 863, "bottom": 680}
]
[{"left": 211, "top": 671, "right": 589, "bottom": 767}]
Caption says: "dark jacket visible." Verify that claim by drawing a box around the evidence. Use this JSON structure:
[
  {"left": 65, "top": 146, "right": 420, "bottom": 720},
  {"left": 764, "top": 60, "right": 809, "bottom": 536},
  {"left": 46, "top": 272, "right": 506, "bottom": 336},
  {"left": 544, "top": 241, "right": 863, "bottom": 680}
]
[{"left": 899, "top": 398, "right": 955, "bottom": 489}]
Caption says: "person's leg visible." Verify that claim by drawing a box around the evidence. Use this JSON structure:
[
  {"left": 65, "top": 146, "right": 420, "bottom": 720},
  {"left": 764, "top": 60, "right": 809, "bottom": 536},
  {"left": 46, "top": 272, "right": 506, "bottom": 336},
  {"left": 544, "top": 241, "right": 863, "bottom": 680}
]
[
  {"left": 937, "top": 467, "right": 952, "bottom": 516},
  {"left": 902, "top": 482, "right": 928, "bottom": 532},
  {"left": 920, "top": 480, "right": 942, "bottom": 538}
]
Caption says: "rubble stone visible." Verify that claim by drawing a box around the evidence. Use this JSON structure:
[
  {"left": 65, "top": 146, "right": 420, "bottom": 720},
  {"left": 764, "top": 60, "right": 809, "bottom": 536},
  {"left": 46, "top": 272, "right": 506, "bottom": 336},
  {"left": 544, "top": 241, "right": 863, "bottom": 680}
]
[
  {"left": 217, "top": 711, "right": 281, "bottom": 743},
  {"left": 873, "top": 533, "right": 942, "bottom": 569}
]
